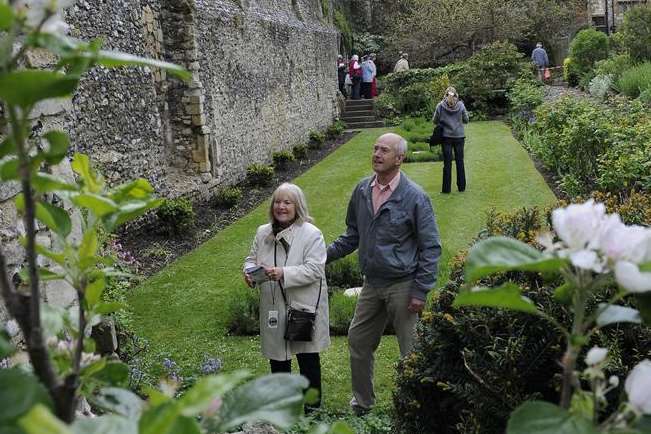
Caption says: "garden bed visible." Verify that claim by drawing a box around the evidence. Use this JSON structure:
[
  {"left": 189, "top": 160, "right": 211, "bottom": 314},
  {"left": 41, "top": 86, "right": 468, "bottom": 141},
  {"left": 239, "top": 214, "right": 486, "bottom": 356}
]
[{"left": 118, "top": 131, "right": 358, "bottom": 276}]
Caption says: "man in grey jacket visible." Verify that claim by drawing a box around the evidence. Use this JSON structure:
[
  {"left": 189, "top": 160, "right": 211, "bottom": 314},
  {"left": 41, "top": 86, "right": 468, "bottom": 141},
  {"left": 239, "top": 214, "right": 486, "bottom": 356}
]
[
  {"left": 327, "top": 132, "right": 442, "bottom": 415},
  {"left": 531, "top": 42, "right": 549, "bottom": 81}
]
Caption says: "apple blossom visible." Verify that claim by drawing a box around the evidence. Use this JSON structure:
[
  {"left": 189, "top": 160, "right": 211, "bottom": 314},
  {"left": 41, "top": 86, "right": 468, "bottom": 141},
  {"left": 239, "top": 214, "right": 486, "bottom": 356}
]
[
  {"left": 551, "top": 200, "right": 605, "bottom": 252},
  {"left": 585, "top": 346, "right": 608, "bottom": 366},
  {"left": 14, "top": 0, "right": 74, "bottom": 34},
  {"left": 625, "top": 359, "right": 651, "bottom": 414},
  {"left": 615, "top": 261, "right": 651, "bottom": 293}
]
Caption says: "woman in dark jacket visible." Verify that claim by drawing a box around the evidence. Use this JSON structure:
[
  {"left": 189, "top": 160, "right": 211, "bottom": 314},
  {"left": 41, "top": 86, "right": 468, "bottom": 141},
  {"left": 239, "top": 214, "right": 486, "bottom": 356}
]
[{"left": 432, "top": 86, "right": 469, "bottom": 193}]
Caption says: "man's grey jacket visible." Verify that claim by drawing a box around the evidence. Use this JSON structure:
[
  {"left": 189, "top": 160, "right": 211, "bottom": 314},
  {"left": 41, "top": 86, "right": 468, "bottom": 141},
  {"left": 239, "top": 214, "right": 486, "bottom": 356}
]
[{"left": 327, "top": 172, "right": 442, "bottom": 301}]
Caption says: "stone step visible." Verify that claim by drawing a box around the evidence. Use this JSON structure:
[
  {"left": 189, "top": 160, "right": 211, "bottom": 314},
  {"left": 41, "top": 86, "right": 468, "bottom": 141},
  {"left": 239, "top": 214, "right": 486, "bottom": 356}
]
[
  {"left": 345, "top": 99, "right": 374, "bottom": 108},
  {"left": 342, "top": 115, "right": 377, "bottom": 123},
  {"left": 345, "top": 120, "right": 385, "bottom": 129},
  {"left": 345, "top": 105, "right": 375, "bottom": 113}
]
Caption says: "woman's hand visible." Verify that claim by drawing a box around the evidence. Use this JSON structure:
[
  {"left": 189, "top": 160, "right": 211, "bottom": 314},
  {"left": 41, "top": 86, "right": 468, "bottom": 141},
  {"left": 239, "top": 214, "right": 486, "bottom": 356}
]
[
  {"left": 243, "top": 272, "right": 254, "bottom": 288},
  {"left": 264, "top": 266, "right": 284, "bottom": 282}
]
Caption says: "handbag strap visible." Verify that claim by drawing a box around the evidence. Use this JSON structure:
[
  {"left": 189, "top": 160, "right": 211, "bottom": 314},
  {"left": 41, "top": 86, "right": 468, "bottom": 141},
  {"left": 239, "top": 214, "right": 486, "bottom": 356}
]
[{"left": 274, "top": 240, "right": 322, "bottom": 312}]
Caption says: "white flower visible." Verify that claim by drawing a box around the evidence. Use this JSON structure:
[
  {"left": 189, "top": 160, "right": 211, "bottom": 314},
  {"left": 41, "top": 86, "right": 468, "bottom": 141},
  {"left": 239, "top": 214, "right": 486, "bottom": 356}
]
[
  {"left": 625, "top": 359, "right": 651, "bottom": 414},
  {"left": 569, "top": 249, "right": 603, "bottom": 272},
  {"left": 609, "top": 375, "right": 619, "bottom": 387},
  {"left": 615, "top": 261, "right": 651, "bottom": 293},
  {"left": 600, "top": 216, "right": 651, "bottom": 264},
  {"left": 552, "top": 200, "right": 606, "bottom": 252},
  {"left": 5, "top": 320, "right": 19, "bottom": 338},
  {"left": 586, "top": 346, "right": 608, "bottom": 366},
  {"left": 14, "top": 0, "right": 74, "bottom": 34}
]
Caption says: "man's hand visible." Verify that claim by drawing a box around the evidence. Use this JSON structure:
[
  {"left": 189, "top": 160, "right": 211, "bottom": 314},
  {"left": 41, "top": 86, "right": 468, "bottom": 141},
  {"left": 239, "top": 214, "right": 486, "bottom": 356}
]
[{"left": 407, "top": 297, "right": 425, "bottom": 313}]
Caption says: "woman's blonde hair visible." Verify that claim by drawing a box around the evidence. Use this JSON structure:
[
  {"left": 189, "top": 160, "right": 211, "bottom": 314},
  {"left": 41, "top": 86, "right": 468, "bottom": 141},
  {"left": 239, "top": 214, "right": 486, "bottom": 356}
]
[
  {"left": 268, "top": 183, "right": 313, "bottom": 225},
  {"left": 444, "top": 86, "right": 458, "bottom": 99}
]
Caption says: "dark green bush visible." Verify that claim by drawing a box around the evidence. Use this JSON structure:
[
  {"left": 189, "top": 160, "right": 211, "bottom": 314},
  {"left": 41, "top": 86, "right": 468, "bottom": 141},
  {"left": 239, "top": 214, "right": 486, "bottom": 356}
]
[
  {"left": 594, "top": 53, "right": 633, "bottom": 81},
  {"left": 616, "top": 62, "right": 651, "bottom": 98},
  {"left": 156, "top": 197, "right": 195, "bottom": 235},
  {"left": 226, "top": 286, "right": 260, "bottom": 336},
  {"left": 213, "top": 186, "right": 242, "bottom": 209},
  {"left": 374, "top": 93, "right": 401, "bottom": 120},
  {"left": 272, "top": 150, "right": 295, "bottom": 170},
  {"left": 329, "top": 291, "right": 357, "bottom": 336},
  {"left": 246, "top": 163, "right": 274, "bottom": 187},
  {"left": 507, "top": 77, "right": 544, "bottom": 132},
  {"left": 619, "top": 4, "right": 651, "bottom": 62},
  {"left": 568, "top": 28, "right": 609, "bottom": 86},
  {"left": 308, "top": 130, "right": 326, "bottom": 149},
  {"left": 325, "top": 255, "right": 363, "bottom": 289},
  {"left": 393, "top": 207, "right": 651, "bottom": 434},
  {"left": 404, "top": 148, "right": 441, "bottom": 163},
  {"left": 326, "top": 120, "right": 346, "bottom": 139},
  {"left": 292, "top": 143, "right": 308, "bottom": 160}
]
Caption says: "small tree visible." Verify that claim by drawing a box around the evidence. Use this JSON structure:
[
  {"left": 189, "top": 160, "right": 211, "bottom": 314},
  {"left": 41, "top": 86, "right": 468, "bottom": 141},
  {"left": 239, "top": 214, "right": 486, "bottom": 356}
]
[{"left": 619, "top": 5, "right": 651, "bottom": 62}]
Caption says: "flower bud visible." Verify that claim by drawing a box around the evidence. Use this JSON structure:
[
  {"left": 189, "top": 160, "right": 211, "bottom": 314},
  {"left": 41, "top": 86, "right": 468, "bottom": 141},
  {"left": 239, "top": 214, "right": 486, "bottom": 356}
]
[
  {"left": 586, "top": 346, "right": 608, "bottom": 366},
  {"left": 609, "top": 375, "right": 619, "bottom": 387}
]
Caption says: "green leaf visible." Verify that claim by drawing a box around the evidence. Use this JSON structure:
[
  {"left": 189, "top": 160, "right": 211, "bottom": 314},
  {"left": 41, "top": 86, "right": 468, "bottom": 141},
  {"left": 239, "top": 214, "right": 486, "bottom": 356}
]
[
  {"left": 72, "top": 194, "right": 118, "bottom": 217},
  {"left": 72, "top": 414, "right": 137, "bottom": 434},
  {"left": 0, "top": 71, "right": 79, "bottom": 108},
  {"left": 95, "top": 302, "right": 126, "bottom": 315},
  {"left": 89, "top": 388, "right": 144, "bottom": 420},
  {"left": 85, "top": 277, "right": 105, "bottom": 308},
  {"left": 71, "top": 154, "right": 100, "bottom": 193},
  {"left": 0, "top": 369, "right": 54, "bottom": 425},
  {"left": 215, "top": 373, "right": 309, "bottom": 431},
  {"left": 569, "top": 390, "right": 594, "bottom": 421},
  {"left": 103, "top": 199, "right": 162, "bottom": 231},
  {"left": 18, "top": 267, "right": 66, "bottom": 283},
  {"left": 32, "top": 173, "right": 77, "bottom": 193},
  {"left": 79, "top": 358, "right": 106, "bottom": 378},
  {"left": 639, "top": 262, "right": 651, "bottom": 272},
  {"left": 596, "top": 304, "right": 641, "bottom": 327},
  {"left": 42, "top": 131, "right": 69, "bottom": 165},
  {"left": 465, "top": 236, "right": 566, "bottom": 283},
  {"left": 139, "top": 401, "right": 182, "bottom": 434},
  {"left": 553, "top": 282, "right": 573, "bottom": 305},
  {"left": 327, "top": 422, "right": 356, "bottom": 434},
  {"left": 18, "top": 404, "right": 70, "bottom": 434},
  {"left": 178, "top": 370, "right": 250, "bottom": 416},
  {"left": 0, "top": 331, "right": 15, "bottom": 358},
  {"left": 79, "top": 229, "right": 98, "bottom": 261},
  {"left": 0, "top": 137, "right": 15, "bottom": 159},
  {"left": 635, "top": 293, "right": 651, "bottom": 326},
  {"left": 41, "top": 304, "right": 65, "bottom": 338},
  {"left": 0, "top": 2, "right": 14, "bottom": 30},
  {"left": 0, "top": 156, "right": 19, "bottom": 181},
  {"left": 453, "top": 283, "right": 539, "bottom": 314},
  {"left": 110, "top": 178, "right": 154, "bottom": 202},
  {"left": 90, "top": 362, "right": 130, "bottom": 388},
  {"left": 35, "top": 201, "right": 72, "bottom": 238},
  {"left": 507, "top": 401, "right": 599, "bottom": 434},
  {"left": 94, "top": 50, "right": 191, "bottom": 81}
]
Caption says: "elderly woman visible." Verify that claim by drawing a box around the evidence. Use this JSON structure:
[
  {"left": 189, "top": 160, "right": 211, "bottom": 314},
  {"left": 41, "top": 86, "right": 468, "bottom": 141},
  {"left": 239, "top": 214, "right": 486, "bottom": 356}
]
[
  {"left": 433, "top": 86, "right": 469, "bottom": 193},
  {"left": 243, "top": 183, "right": 330, "bottom": 410}
]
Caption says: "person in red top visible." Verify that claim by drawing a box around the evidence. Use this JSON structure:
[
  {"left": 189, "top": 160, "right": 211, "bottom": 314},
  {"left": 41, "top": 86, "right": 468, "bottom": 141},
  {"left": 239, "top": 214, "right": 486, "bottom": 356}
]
[{"left": 349, "top": 54, "right": 362, "bottom": 100}]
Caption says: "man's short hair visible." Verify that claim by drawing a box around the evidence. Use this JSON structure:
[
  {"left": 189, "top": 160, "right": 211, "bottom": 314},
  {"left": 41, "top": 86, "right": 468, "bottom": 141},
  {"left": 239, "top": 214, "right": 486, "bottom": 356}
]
[
  {"left": 402, "top": 52, "right": 408, "bottom": 58},
  {"left": 395, "top": 137, "right": 408, "bottom": 156},
  {"left": 536, "top": 42, "right": 542, "bottom": 48}
]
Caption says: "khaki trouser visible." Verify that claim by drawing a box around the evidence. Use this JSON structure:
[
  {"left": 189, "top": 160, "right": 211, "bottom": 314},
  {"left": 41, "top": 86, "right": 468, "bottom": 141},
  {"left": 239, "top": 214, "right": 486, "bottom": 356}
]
[{"left": 348, "top": 279, "right": 419, "bottom": 410}]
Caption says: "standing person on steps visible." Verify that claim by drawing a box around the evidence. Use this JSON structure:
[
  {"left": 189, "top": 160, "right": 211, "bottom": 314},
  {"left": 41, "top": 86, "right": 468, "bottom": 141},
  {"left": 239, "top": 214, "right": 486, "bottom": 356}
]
[
  {"left": 433, "top": 86, "right": 469, "bottom": 194},
  {"left": 243, "top": 183, "right": 330, "bottom": 412},
  {"left": 349, "top": 54, "right": 362, "bottom": 100},
  {"left": 393, "top": 52, "right": 409, "bottom": 73},
  {"left": 337, "top": 54, "right": 348, "bottom": 97},
  {"left": 327, "top": 133, "right": 442, "bottom": 416}
]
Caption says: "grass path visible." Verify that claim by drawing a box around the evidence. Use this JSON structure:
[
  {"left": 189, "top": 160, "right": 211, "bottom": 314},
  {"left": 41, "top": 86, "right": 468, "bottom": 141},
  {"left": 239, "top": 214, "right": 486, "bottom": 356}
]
[{"left": 127, "top": 121, "right": 556, "bottom": 411}]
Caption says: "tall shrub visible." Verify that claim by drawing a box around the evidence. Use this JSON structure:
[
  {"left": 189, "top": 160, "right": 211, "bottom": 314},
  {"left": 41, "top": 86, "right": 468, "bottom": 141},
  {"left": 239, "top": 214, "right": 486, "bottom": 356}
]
[
  {"left": 568, "top": 28, "right": 609, "bottom": 84},
  {"left": 619, "top": 4, "right": 651, "bottom": 62}
]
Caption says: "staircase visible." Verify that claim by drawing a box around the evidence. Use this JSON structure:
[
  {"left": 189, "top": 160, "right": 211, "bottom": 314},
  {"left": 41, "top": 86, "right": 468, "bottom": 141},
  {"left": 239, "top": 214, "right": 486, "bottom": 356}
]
[{"left": 342, "top": 99, "right": 384, "bottom": 129}]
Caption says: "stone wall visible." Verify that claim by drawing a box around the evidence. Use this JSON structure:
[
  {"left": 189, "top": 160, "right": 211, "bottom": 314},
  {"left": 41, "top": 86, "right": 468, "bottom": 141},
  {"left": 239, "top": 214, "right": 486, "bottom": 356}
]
[{"left": 1, "top": 0, "right": 338, "bottom": 326}]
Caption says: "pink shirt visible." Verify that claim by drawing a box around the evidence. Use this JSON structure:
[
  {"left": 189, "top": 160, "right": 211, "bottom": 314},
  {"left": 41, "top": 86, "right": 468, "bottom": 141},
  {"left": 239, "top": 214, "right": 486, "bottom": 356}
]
[{"left": 371, "top": 172, "right": 400, "bottom": 214}]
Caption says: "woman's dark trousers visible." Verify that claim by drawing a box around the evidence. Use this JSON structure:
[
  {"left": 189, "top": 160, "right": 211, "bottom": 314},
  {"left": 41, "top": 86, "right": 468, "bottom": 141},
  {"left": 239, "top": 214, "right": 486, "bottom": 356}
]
[
  {"left": 352, "top": 76, "right": 361, "bottom": 99},
  {"left": 270, "top": 353, "right": 322, "bottom": 411},
  {"left": 441, "top": 137, "right": 466, "bottom": 193}
]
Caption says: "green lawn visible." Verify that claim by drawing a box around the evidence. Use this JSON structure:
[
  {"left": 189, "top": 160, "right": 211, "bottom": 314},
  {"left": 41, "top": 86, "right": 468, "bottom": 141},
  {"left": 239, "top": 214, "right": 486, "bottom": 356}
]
[{"left": 127, "top": 120, "right": 556, "bottom": 413}]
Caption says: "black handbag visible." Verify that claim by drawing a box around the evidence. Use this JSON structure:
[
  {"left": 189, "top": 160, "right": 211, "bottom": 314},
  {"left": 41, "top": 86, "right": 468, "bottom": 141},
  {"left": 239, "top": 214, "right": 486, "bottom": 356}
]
[
  {"left": 275, "top": 241, "right": 322, "bottom": 342},
  {"left": 429, "top": 123, "right": 443, "bottom": 148}
]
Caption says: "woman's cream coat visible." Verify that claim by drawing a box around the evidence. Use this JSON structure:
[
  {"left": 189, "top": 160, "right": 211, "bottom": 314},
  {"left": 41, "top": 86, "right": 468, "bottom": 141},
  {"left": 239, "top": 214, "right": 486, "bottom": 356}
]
[{"left": 244, "top": 221, "right": 330, "bottom": 361}]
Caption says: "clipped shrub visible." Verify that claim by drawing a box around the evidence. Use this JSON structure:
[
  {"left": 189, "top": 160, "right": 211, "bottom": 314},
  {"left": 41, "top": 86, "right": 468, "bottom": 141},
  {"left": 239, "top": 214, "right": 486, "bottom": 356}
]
[
  {"left": 292, "top": 143, "right": 308, "bottom": 160},
  {"left": 246, "top": 163, "right": 274, "bottom": 187},
  {"left": 213, "top": 186, "right": 242, "bottom": 209},
  {"left": 507, "top": 77, "right": 544, "bottom": 131},
  {"left": 156, "top": 197, "right": 194, "bottom": 235},
  {"left": 225, "top": 286, "right": 260, "bottom": 336},
  {"left": 393, "top": 207, "right": 651, "bottom": 434},
  {"left": 325, "top": 120, "right": 346, "bottom": 139},
  {"left": 568, "top": 28, "right": 609, "bottom": 85},
  {"left": 374, "top": 93, "right": 400, "bottom": 120},
  {"left": 396, "top": 81, "right": 434, "bottom": 116},
  {"left": 408, "top": 141, "right": 429, "bottom": 152},
  {"left": 616, "top": 62, "right": 651, "bottom": 98},
  {"left": 588, "top": 74, "right": 613, "bottom": 100},
  {"left": 563, "top": 57, "right": 580, "bottom": 87},
  {"left": 400, "top": 118, "right": 417, "bottom": 131},
  {"left": 619, "top": 4, "right": 651, "bottom": 62},
  {"left": 325, "top": 254, "right": 363, "bottom": 289},
  {"left": 406, "top": 133, "right": 431, "bottom": 144},
  {"left": 404, "top": 149, "right": 442, "bottom": 163},
  {"left": 308, "top": 130, "right": 326, "bottom": 149},
  {"left": 329, "top": 291, "right": 357, "bottom": 336},
  {"left": 272, "top": 150, "right": 295, "bottom": 170}
]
